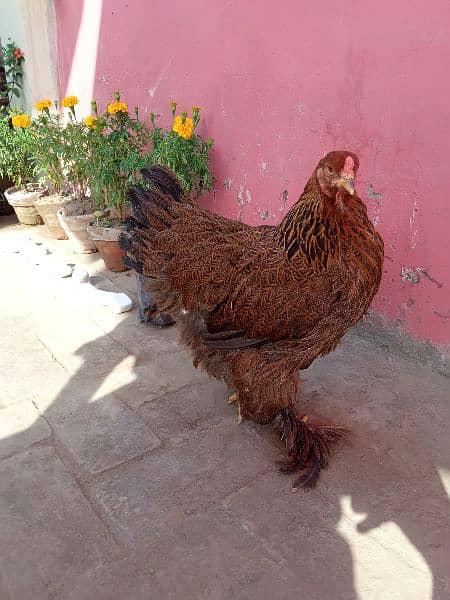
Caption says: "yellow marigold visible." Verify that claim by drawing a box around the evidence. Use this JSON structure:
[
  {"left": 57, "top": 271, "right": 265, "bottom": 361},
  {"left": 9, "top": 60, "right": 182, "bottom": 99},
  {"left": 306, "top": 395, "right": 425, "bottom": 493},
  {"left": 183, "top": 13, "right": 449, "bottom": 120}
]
[
  {"left": 11, "top": 114, "right": 31, "bottom": 128},
  {"left": 62, "top": 95, "right": 79, "bottom": 108},
  {"left": 173, "top": 115, "right": 194, "bottom": 140},
  {"left": 35, "top": 99, "right": 52, "bottom": 111},
  {"left": 107, "top": 101, "right": 128, "bottom": 115},
  {"left": 84, "top": 115, "right": 98, "bottom": 128}
]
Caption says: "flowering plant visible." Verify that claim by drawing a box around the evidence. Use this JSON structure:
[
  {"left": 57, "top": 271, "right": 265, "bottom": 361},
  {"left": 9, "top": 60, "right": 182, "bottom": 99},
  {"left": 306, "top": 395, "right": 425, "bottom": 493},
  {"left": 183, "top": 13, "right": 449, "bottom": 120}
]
[
  {"left": 29, "top": 100, "right": 66, "bottom": 193},
  {"left": 30, "top": 95, "right": 91, "bottom": 198},
  {"left": 84, "top": 92, "right": 151, "bottom": 220},
  {"left": 148, "top": 102, "right": 214, "bottom": 196},
  {"left": 0, "top": 109, "right": 36, "bottom": 186},
  {"left": 0, "top": 39, "right": 25, "bottom": 105}
]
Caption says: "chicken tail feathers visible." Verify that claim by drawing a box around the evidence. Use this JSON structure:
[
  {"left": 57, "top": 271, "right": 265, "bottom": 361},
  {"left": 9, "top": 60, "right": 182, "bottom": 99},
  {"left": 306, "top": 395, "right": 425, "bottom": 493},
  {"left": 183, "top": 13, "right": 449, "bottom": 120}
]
[
  {"left": 275, "top": 407, "right": 348, "bottom": 489},
  {"left": 118, "top": 165, "right": 184, "bottom": 261},
  {"left": 141, "top": 165, "right": 184, "bottom": 202}
]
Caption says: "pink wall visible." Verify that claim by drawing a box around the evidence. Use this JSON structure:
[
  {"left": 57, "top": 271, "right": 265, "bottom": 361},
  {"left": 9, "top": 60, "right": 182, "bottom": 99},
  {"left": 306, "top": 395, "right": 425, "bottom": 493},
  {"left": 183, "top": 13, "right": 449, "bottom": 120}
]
[{"left": 55, "top": 0, "right": 450, "bottom": 349}]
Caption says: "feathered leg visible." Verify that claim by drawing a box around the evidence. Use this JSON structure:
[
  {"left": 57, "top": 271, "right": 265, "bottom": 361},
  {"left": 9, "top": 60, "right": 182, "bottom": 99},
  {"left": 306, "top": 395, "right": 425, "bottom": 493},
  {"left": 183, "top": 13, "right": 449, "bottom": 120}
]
[
  {"left": 229, "top": 355, "right": 347, "bottom": 489},
  {"left": 275, "top": 407, "right": 348, "bottom": 489}
]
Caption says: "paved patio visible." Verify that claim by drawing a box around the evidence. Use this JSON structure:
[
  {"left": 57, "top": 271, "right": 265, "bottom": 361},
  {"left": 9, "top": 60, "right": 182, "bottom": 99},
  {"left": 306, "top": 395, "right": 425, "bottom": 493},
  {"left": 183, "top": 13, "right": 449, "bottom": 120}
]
[{"left": 0, "top": 215, "right": 449, "bottom": 600}]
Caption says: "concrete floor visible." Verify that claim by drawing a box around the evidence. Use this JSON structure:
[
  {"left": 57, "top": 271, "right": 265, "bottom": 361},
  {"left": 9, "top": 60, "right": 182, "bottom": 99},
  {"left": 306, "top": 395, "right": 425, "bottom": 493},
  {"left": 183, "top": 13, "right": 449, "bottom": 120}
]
[{"left": 0, "top": 215, "right": 449, "bottom": 600}]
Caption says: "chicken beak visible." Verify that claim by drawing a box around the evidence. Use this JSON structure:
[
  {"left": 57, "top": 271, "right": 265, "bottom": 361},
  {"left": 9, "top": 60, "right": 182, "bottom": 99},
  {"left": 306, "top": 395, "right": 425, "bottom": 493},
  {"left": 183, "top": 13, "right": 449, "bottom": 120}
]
[{"left": 337, "top": 176, "right": 355, "bottom": 196}]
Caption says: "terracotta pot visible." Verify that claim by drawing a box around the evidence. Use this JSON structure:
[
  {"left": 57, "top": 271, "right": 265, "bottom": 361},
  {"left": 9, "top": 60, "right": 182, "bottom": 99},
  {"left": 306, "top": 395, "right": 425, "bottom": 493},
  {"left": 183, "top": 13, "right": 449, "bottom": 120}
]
[
  {"left": 87, "top": 222, "right": 128, "bottom": 272},
  {"left": 35, "top": 194, "right": 76, "bottom": 239},
  {"left": 4, "top": 185, "right": 45, "bottom": 225},
  {"left": 57, "top": 198, "right": 98, "bottom": 254}
]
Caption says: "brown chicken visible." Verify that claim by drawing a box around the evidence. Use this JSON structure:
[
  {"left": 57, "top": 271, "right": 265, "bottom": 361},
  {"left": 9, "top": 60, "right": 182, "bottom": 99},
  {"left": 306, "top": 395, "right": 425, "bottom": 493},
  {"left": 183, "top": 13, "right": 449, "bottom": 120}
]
[{"left": 119, "top": 151, "right": 384, "bottom": 488}]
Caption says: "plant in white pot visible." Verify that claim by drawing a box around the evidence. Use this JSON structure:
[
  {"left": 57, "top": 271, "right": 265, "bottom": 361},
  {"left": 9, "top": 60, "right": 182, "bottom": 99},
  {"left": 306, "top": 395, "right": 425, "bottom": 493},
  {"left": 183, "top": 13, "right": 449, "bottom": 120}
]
[
  {"left": 85, "top": 93, "right": 151, "bottom": 271},
  {"left": 0, "top": 110, "right": 45, "bottom": 225},
  {"left": 30, "top": 96, "right": 89, "bottom": 239},
  {"left": 55, "top": 102, "right": 97, "bottom": 253}
]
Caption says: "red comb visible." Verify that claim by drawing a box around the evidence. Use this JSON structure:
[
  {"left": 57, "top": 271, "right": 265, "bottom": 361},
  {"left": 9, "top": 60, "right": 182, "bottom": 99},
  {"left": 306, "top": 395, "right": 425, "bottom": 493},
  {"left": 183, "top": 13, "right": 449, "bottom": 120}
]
[{"left": 344, "top": 156, "right": 354, "bottom": 173}]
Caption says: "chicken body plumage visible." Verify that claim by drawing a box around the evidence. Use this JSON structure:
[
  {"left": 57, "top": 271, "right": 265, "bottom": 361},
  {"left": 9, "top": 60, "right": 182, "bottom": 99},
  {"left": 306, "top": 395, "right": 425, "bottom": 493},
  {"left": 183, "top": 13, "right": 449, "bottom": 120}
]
[{"left": 120, "top": 152, "right": 384, "bottom": 488}]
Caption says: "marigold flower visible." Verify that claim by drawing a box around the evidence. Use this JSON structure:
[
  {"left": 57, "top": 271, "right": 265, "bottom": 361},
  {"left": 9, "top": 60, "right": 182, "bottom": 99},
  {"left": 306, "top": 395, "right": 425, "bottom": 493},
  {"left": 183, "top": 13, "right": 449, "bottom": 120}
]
[
  {"left": 13, "top": 48, "right": 24, "bottom": 60},
  {"left": 84, "top": 115, "right": 98, "bottom": 128},
  {"left": 172, "top": 115, "right": 194, "bottom": 140},
  {"left": 107, "top": 101, "right": 128, "bottom": 115},
  {"left": 62, "top": 95, "right": 79, "bottom": 108},
  {"left": 35, "top": 99, "right": 52, "bottom": 112},
  {"left": 11, "top": 114, "right": 31, "bottom": 128}
]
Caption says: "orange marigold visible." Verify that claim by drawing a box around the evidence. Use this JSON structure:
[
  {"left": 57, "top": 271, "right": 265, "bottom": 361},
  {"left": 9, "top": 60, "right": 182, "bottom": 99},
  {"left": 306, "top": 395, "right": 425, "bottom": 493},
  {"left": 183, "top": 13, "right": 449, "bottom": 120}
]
[
  {"left": 84, "top": 115, "right": 98, "bottom": 128},
  {"left": 107, "top": 101, "right": 128, "bottom": 115},
  {"left": 35, "top": 99, "right": 52, "bottom": 112},
  {"left": 173, "top": 115, "right": 194, "bottom": 140},
  {"left": 11, "top": 114, "right": 31, "bottom": 128},
  {"left": 62, "top": 95, "right": 79, "bottom": 108}
]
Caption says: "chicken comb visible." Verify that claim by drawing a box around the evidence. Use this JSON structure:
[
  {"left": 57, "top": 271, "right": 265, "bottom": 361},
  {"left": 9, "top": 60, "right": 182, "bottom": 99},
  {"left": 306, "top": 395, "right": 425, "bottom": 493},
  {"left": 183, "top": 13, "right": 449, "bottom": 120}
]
[{"left": 344, "top": 156, "right": 354, "bottom": 173}]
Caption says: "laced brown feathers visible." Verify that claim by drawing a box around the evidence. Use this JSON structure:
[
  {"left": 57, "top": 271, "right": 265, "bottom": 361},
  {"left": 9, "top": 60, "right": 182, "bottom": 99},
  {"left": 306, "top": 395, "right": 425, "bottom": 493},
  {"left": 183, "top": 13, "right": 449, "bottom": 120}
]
[{"left": 119, "top": 151, "right": 384, "bottom": 489}]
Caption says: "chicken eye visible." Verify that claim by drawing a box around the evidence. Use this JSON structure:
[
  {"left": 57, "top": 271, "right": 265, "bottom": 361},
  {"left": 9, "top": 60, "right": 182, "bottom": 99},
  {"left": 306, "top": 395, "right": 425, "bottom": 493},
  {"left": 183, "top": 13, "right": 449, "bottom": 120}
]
[{"left": 326, "top": 165, "right": 333, "bottom": 175}]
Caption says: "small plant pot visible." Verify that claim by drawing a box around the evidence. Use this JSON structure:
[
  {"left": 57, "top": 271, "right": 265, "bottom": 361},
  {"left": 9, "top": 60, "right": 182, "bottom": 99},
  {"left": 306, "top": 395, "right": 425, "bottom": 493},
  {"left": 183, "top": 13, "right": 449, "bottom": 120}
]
[
  {"left": 87, "top": 222, "right": 129, "bottom": 272},
  {"left": 34, "top": 194, "right": 76, "bottom": 239},
  {"left": 4, "top": 185, "right": 45, "bottom": 225},
  {"left": 57, "top": 198, "right": 98, "bottom": 254}
]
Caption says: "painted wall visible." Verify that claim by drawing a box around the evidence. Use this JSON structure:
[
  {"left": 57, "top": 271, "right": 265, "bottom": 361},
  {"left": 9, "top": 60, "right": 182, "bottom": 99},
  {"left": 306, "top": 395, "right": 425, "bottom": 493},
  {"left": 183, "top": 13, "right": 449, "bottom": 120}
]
[{"left": 54, "top": 0, "right": 450, "bottom": 349}]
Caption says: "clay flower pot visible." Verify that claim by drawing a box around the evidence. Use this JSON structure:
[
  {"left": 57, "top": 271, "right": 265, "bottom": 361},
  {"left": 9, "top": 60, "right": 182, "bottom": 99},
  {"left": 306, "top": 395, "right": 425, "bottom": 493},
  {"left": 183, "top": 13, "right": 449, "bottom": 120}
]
[
  {"left": 4, "top": 184, "right": 45, "bottom": 225},
  {"left": 87, "top": 221, "right": 129, "bottom": 272},
  {"left": 34, "top": 194, "right": 75, "bottom": 239},
  {"left": 57, "top": 198, "right": 98, "bottom": 254}
]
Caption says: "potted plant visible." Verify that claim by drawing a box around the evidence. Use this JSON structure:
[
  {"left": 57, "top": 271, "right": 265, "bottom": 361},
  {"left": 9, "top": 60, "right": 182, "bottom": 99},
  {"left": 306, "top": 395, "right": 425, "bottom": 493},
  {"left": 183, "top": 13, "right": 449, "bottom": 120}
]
[
  {"left": 0, "top": 39, "right": 26, "bottom": 215},
  {"left": 56, "top": 106, "right": 97, "bottom": 253},
  {"left": 86, "top": 93, "right": 150, "bottom": 271},
  {"left": 0, "top": 110, "right": 45, "bottom": 225},
  {"left": 30, "top": 96, "right": 83, "bottom": 239}
]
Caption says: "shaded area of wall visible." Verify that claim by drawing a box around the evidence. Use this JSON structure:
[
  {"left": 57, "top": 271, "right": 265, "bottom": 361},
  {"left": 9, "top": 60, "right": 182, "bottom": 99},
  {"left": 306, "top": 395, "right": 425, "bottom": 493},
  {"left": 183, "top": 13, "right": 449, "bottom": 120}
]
[{"left": 54, "top": 0, "right": 450, "bottom": 349}]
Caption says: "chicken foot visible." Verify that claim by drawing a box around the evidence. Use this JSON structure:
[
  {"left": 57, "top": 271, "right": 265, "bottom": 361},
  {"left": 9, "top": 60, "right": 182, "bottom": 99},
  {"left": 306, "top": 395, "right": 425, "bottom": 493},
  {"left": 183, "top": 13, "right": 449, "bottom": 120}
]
[{"left": 227, "top": 391, "right": 243, "bottom": 424}]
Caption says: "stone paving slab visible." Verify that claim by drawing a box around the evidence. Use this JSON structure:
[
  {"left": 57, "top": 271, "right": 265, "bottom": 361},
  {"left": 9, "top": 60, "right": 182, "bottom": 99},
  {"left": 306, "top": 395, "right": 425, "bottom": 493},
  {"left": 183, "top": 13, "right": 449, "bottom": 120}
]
[
  {"left": 87, "top": 422, "right": 278, "bottom": 546},
  {"left": 0, "top": 402, "right": 51, "bottom": 459},
  {"left": 0, "top": 446, "right": 121, "bottom": 600},
  {"left": 108, "top": 348, "right": 211, "bottom": 409},
  {"left": 58, "top": 510, "right": 302, "bottom": 600},
  {"left": 90, "top": 308, "right": 181, "bottom": 356},
  {"left": 137, "top": 379, "right": 230, "bottom": 444},
  {"left": 35, "top": 386, "right": 161, "bottom": 476},
  {"left": 0, "top": 331, "right": 68, "bottom": 409},
  {"left": 33, "top": 309, "right": 130, "bottom": 376}
]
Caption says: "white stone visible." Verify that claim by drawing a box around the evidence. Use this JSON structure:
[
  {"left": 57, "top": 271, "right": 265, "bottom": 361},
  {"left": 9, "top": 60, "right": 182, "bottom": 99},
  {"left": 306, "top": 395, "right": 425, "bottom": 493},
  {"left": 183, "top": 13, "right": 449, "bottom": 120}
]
[
  {"left": 72, "top": 279, "right": 133, "bottom": 314},
  {"left": 71, "top": 269, "right": 90, "bottom": 284}
]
